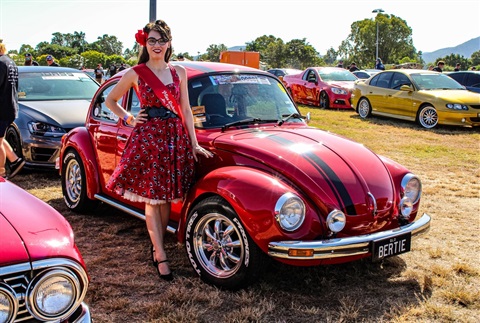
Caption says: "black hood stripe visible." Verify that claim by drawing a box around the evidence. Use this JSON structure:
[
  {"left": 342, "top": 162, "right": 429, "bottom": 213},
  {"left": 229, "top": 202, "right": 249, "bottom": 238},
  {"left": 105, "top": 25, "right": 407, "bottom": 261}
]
[{"left": 268, "top": 134, "right": 356, "bottom": 215}]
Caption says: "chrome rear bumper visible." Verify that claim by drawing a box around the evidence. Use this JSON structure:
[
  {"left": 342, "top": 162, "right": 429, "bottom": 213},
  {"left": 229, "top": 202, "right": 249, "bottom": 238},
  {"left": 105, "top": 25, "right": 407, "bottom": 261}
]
[{"left": 268, "top": 213, "right": 431, "bottom": 260}]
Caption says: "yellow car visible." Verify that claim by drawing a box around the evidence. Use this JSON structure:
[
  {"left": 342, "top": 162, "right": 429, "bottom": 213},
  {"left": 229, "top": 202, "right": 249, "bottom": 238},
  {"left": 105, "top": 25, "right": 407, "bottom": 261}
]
[{"left": 351, "top": 69, "right": 480, "bottom": 128}]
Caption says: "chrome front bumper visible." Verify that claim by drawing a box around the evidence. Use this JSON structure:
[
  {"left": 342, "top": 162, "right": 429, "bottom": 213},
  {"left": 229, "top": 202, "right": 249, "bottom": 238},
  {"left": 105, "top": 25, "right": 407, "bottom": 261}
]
[{"left": 268, "top": 213, "right": 431, "bottom": 260}]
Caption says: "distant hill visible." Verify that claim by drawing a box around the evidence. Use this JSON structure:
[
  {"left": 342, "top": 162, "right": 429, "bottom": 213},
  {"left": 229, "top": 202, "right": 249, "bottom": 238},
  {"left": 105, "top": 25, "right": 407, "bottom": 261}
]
[{"left": 422, "top": 37, "right": 479, "bottom": 64}]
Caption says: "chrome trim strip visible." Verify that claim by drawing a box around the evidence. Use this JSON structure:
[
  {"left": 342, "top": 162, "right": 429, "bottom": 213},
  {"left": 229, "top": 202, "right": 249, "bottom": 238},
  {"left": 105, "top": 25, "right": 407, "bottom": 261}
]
[
  {"left": 94, "top": 194, "right": 176, "bottom": 234},
  {"left": 268, "top": 213, "right": 430, "bottom": 260}
]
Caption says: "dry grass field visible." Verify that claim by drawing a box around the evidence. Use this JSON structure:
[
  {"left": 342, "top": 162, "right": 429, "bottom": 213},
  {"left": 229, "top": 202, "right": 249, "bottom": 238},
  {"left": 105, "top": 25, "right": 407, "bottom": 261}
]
[{"left": 11, "top": 107, "right": 479, "bottom": 322}]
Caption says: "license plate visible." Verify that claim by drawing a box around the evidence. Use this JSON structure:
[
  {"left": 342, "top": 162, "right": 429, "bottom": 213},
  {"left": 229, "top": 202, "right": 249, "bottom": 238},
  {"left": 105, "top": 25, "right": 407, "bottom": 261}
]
[{"left": 372, "top": 232, "right": 411, "bottom": 260}]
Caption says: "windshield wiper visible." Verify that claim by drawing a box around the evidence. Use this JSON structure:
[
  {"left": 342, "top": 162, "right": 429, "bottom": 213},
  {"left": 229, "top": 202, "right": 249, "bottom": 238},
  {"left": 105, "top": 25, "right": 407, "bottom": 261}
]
[
  {"left": 221, "top": 118, "right": 279, "bottom": 132},
  {"left": 278, "top": 113, "right": 303, "bottom": 126}
]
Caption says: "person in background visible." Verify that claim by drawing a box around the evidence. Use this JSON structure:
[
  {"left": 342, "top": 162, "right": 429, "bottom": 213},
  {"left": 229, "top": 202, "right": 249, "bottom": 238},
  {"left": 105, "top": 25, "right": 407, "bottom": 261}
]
[
  {"left": 94, "top": 63, "right": 104, "bottom": 83},
  {"left": 349, "top": 62, "right": 359, "bottom": 72},
  {"left": 24, "top": 53, "right": 39, "bottom": 66},
  {"left": 336, "top": 60, "right": 344, "bottom": 68},
  {"left": 109, "top": 63, "right": 117, "bottom": 77},
  {"left": 428, "top": 65, "right": 434, "bottom": 71},
  {"left": 0, "top": 43, "right": 25, "bottom": 179},
  {"left": 375, "top": 58, "right": 385, "bottom": 70},
  {"left": 470, "top": 66, "right": 476, "bottom": 71},
  {"left": 118, "top": 63, "right": 126, "bottom": 71},
  {"left": 104, "top": 19, "right": 213, "bottom": 282},
  {"left": 454, "top": 63, "right": 461, "bottom": 71},
  {"left": 432, "top": 60, "right": 445, "bottom": 72},
  {"left": 46, "top": 55, "right": 59, "bottom": 66}
]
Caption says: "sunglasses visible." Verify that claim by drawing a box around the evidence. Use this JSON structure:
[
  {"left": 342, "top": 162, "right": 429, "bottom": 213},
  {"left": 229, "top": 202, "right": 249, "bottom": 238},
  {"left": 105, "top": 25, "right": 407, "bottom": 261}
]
[{"left": 146, "top": 37, "right": 168, "bottom": 46}]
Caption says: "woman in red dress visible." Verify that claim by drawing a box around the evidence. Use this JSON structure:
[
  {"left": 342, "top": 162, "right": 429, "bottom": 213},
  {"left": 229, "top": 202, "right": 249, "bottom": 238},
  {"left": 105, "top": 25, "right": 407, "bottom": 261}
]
[{"left": 105, "top": 20, "right": 212, "bottom": 281}]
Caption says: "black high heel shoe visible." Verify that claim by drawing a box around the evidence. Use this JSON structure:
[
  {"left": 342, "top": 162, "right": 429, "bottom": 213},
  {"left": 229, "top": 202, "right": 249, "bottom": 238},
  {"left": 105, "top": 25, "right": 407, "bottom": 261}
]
[{"left": 151, "top": 245, "right": 173, "bottom": 281}]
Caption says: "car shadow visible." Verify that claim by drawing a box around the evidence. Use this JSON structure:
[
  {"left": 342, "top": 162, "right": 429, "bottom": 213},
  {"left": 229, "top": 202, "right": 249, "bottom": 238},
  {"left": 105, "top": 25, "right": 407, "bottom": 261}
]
[{"left": 350, "top": 114, "right": 479, "bottom": 134}]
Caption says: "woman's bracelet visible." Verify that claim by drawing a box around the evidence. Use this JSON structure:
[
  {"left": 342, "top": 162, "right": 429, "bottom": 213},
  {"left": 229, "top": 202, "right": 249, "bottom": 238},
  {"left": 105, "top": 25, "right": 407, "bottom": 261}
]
[{"left": 123, "top": 113, "right": 134, "bottom": 125}]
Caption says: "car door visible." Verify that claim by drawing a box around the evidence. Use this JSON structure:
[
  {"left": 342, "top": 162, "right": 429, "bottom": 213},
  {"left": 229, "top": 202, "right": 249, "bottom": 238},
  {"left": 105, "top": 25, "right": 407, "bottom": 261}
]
[
  {"left": 367, "top": 72, "right": 392, "bottom": 113},
  {"left": 303, "top": 69, "right": 318, "bottom": 104},
  {"left": 385, "top": 72, "right": 416, "bottom": 119}
]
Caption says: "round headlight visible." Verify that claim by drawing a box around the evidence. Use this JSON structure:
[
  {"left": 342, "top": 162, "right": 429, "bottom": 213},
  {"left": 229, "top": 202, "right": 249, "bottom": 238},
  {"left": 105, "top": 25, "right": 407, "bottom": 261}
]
[
  {"left": 275, "top": 193, "right": 305, "bottom": 231},
  {"left": 0, "top": 284, "right": 18, "bottom": 323},
  {"left": 401, "top": 174, "right": 421, "bottom": 204},
  {"left": 326, "top": 210, "right": 346, "bottom": 233},
  {"left": 26, "top": 269, "right": 80, "bottom": 321}
]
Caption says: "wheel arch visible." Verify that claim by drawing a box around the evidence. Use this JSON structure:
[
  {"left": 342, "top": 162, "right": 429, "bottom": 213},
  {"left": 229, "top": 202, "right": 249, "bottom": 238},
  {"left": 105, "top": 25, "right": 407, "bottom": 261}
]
[
  {"left": 60, "top": 127, "right": 101, "bottom": 200},
  {"left": 178, "top": 166, "right": 297, "bottom": 252}
]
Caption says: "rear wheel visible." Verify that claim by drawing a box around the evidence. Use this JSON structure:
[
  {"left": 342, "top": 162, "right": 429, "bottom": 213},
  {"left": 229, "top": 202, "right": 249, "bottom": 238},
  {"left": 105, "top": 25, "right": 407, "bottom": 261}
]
[
  {"left": 417, "top": 105, "right": 438, "bottom": 129},
  {"left": 185, "top": 196, "right": 265, "bottom": 290},
  {"left": 61, "top": 149, "right": 98, "bottom": 212},
  {"left": 319, "top": 91, "right": 330, "bottom": 108},
  {"left": 357, "top": 98, "right": 372, "bottom": 118}
]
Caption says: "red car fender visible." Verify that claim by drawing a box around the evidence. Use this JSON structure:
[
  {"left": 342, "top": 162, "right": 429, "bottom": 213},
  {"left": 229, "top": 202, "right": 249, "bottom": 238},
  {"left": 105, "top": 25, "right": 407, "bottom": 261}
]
[
  {"left": 60, "top": 127, "right": 101, "bottom": 200},
  {"left": 177, "top": 166, "right": 323, "bottom": 253}
]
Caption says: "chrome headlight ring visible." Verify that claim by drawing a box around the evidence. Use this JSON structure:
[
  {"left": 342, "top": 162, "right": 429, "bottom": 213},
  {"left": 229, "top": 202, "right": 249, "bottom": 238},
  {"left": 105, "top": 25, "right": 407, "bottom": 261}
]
[
  {"left": 400, "top": 173, "right": 422, "bottom": 204},
  {"left": 0, "top": 283, "right": 19, "bottom": 323},
  {"left": 274, "top": 193, "right": 306, "bottom": 232},
  {"left": 26, "top": 268, "right": 82, "bottom": 322}
]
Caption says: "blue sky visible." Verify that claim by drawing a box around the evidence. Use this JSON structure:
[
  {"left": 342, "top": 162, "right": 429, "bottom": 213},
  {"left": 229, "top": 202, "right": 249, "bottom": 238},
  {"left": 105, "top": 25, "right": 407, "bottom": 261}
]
[{"left": 1, "top": 0, "right": 479, "bottom": 57}]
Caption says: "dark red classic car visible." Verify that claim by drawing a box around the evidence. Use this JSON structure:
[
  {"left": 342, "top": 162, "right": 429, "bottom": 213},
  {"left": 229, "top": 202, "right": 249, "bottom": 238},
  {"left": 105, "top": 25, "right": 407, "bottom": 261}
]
[
  {"left": 0, "top": 178, "right": 91, "bottom": 322},
  {"left": 283, "top": 67, "right": 357, "bottom": 109},
  {"left": 56, "top": 61, "right": 430, "bottom": 290}
]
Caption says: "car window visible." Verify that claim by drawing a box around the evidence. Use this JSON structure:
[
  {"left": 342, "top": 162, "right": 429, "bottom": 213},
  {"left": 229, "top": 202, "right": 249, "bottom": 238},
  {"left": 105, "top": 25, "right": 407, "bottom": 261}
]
[
  {"left": 370, "top": 72, "right": 392, "bottom": 88},
  {"left": 411, "top": 73, "right": 465, "bottom": 90},
  {"left": 306, "top": 70, "right": 317, "bottom": 82},
  {"left": 390, "top": 73, "right": 412, "bottom": 89},
  {"left": 188, "top": 73, "right": 299, "bottom": 128},
  {"left": 465, "top": 73, "right": 480, "bottom": 87},
  {"left": 318, "top": 69, "right": 357, "bottom": 82},
  {"left": 92, "top": 83, "right": 123, "bottom": 123},
  {"left": 448, "top": 72, "right": 465, "bottom": 83},
  {"left": 18, "top": 71, "right": 99, "bottom": 101}
]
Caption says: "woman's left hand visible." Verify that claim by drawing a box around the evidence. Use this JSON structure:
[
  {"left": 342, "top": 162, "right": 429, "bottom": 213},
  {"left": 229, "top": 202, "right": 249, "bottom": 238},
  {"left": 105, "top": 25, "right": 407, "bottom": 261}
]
[{"left": 193, "top": 145, "right": 213, "bottom": 161}]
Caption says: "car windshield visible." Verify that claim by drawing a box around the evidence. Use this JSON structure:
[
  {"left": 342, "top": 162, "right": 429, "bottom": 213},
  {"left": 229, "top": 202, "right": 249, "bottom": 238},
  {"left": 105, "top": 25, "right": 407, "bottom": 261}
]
[
  {"left": 318, "top": 69, "right": 357, "bottom": 82},
  {"left": 188, "top": 73, "right": 301, "bottom": 128},
  {"left": 410, "top": 73, "right": 465, "bottom": 90},
  {"left": 18, "top": 72, "right": 99, "bottom": 101}
]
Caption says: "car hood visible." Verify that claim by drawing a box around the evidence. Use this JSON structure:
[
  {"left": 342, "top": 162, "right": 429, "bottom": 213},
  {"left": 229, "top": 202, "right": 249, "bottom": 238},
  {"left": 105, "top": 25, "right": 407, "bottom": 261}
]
[
  {"left": 0, "top": 179, "right": 77, "bottom": 266},
  {"left": 327, "top": 80, "right": 355, "bottom": 90},
  {"left": 418, "top": 89, "right": 480, "bottom": 103},
  {"left": 212, "top": 126, "right": 395, "bottom": 217},
  {"left": 19, "top": 99, "right": 91, "bottom": 128}
]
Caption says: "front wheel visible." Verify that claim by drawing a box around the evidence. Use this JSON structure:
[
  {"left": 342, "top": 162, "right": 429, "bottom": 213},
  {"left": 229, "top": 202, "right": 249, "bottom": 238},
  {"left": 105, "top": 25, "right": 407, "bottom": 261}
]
[
  {"left": 185, "top": 196, "right": 265, "bottom": 290},
  {"left": 319, "top": 91, "right": 330, "bottom": 108},
  {"left": 357, "top": 98, "right": 372, "bottom": 118},
  {"left": 61, "top": 149, "right": 98, "bottom": 212},
  {"left": 417, "top": 105, "right": 438, "bottom": 129}
]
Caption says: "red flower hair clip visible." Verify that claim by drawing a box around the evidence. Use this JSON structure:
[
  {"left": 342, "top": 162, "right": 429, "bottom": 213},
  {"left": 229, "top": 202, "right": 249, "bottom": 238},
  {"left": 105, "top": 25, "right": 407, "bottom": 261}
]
[{"left": 135, "top": 29, "right": 146, "bottom": 47}]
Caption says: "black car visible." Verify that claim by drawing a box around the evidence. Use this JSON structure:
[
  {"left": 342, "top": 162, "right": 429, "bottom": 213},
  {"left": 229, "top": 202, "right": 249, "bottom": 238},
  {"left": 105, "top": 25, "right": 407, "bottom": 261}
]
[
  {"left": 6, "top": 66, "right": 99, "bottom": 169},
  {"left": 447, "top": 71, "right": 480, "bottom": 93}
]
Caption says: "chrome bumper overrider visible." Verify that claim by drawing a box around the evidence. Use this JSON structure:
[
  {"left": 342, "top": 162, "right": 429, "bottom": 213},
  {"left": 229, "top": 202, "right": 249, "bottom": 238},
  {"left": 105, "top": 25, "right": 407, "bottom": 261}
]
[{"left": 268, "top": 213, "right": 431, "bottom": 260}]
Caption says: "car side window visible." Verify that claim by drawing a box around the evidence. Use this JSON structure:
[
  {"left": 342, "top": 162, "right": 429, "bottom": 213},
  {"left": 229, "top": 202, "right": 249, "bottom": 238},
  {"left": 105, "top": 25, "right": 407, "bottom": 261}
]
[
  {"left": 373, "top": 72, "right": 392, "bottom": 89},
  {"left": 129, "top": 90, "right": 141, "bottom": 117},
  {"left": 92, "top": 84, "right": 122, "bottom": 123},
  {"left": 307, "top": 71, "right": 316, "bottom": 82},
  {"left": 390, "top": 73, "right": 411, "bottom": 90},
  {"left": 466, "top": 73, "right": 480, "bottom": 87}
]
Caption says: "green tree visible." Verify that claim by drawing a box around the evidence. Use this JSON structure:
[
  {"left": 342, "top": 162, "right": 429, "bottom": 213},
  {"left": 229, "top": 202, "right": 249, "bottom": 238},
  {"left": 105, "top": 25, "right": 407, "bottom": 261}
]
[
  {"left": 200, "top": 44, "right": 228, "bottom": 62},
  {"left": 35, "top": 43, "right": 77, "bottom": 61},
  {"left": 323, "top": 47, "right": 338, "bottom": 66},
  {"left": 470, "top": 50, "right": 480, "bottom": 66},
  {"left": 81, "top": 50, "right": 107, "bottom": 69},
  {"left": 339, "top": 13, "right": 420, "bottom": 68},
  {"left": 90, "top": 35, "right": 123, "bottom": 56},
  {"left": 284, "top": 38, "right": 323, "bottom": 69}
]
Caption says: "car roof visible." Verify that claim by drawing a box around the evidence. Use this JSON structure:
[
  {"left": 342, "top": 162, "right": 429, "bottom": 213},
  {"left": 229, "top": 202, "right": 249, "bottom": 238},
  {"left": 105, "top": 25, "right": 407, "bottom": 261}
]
[
  {"left": 109, "top": 61, "right": 270, "bottom": 81},
  {"left": 18, "top": 66, "right": 86, "bottom": 73}
]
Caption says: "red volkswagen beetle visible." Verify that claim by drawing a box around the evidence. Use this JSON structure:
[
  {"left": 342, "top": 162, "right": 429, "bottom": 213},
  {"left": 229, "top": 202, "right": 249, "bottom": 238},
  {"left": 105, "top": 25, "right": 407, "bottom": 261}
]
[
  {"left": 0, "top": 178, "right": 91, "bottom": 322},
  {"left": 283, "top": 67, "right": 357, "bottom": 109},
  {"left": 57, "top": 61, "right": 430, "bottom": 290}
]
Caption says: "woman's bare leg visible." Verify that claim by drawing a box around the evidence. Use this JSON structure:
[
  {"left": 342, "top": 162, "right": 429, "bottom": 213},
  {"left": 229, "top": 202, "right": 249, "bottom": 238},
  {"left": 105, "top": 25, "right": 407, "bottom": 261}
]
[{"left": 145, "top": 202, "right": 172, "bottom": 275}]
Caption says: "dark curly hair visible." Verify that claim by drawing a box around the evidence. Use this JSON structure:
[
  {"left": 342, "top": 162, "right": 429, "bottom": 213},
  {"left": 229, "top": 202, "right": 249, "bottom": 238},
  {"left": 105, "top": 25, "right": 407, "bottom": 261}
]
[{"left": 138, "top": 20, "right": 173, "bottom": 64}]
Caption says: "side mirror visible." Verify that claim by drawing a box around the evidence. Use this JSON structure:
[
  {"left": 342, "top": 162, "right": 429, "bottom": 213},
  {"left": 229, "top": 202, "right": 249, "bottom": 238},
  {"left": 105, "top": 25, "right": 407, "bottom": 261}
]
[{"left": 400, "top": 84, "right": 413, "bottom": 92}]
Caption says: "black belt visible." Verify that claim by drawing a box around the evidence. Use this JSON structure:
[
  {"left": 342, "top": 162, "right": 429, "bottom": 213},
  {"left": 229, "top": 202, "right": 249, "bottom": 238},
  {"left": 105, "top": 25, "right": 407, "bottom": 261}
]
[{"left": 145, "top": 106, "right": 178, "bottom": 120}]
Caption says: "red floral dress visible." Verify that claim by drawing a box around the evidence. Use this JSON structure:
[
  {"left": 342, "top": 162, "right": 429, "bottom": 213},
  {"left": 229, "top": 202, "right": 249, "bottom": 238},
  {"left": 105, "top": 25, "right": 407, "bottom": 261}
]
[{"left": 106, "top": 65, "right": 194, "bottom": 205}]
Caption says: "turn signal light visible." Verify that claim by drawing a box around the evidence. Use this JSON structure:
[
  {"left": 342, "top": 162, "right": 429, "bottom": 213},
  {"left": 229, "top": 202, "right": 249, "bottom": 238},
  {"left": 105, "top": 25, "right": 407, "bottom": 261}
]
[{"left": 288, "top": 249, "right": 314, "bottom": 257}]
